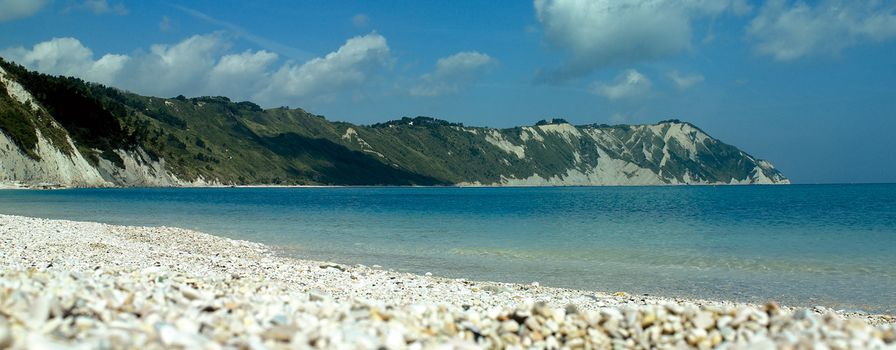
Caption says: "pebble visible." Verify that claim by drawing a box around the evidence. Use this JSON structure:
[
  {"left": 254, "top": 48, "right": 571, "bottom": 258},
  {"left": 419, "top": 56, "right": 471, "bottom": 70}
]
[
  {"left": 0, "top": 214, "right": 893, "bottom": 350},
  {"left": 693, "top": 311, "right": 715, "bottom": 330},
  {"left": 500, "top": 320, "right": 519, "bottom": 334},
  {"left": 0, "top": 317, "right": 11, "bottom": 349}
]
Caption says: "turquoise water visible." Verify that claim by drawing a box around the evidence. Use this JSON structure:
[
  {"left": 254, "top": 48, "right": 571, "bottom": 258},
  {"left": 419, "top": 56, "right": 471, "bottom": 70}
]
[{"left": 1, "top": 185, "right": 894, "bottom": 313}]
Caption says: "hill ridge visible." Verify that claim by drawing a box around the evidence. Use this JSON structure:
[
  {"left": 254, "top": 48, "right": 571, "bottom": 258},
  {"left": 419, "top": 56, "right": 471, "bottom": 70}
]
[{"left": 0, "top": 59, "right": 788, "bottom": 187}]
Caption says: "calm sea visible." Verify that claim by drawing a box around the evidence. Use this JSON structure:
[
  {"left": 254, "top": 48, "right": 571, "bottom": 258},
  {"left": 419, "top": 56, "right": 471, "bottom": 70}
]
[{"left": 1, "top": 185, "right": 893, "bottom": 313}]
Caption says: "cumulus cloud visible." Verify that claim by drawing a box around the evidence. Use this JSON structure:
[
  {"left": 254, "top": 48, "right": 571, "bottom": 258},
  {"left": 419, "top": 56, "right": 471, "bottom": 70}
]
[
  {"left": 255, "top": 33, "right": 392, "bottom": 104},
  {"left": 123, "top": 34, "right": 230, "bottom": 97},
  {"left": 0, "top": 0, "right": 49, "bottom": 22},
  {"left": 410, "top": 51, "right": 496, "bottom": 97},
  {"left": 590, "top": 69, "right": 652, "bottom": 100},
  {"left": 174, "top": 5, "right": 310, "bottom": 61},
  {"left": 208, "top": 50, "right": 279, "bottom": 98},
  {"left": 1, "top": 33, "right": 393, "bottom": 106},
  {"left": 667, "top": 70, "right": 704, "bottom": 89},
  {"left": 1, "top": 37, "right": 129, "bottom": 84},
  {"left": 2, "top": 35, "right": 228, "bottom": 96},
  {"left": 748, "top": 0, "right": 896, "bottom": 61},
  {"left": 533, "top": 0, "right": 750, "bottom": 82}
]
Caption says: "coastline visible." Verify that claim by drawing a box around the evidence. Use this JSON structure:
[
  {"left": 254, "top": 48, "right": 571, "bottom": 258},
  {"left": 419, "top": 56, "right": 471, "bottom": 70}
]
[
  {"left": 0, "top": 181, "right": 793, "bottom": 190},
  {"left": 0, "top": 214, "right": 893, "bottom": 349}
]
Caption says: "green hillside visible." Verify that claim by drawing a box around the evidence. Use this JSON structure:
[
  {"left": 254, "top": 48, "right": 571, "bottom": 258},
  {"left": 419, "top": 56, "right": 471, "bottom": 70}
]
[{"left": 0, "top": 58, "right": 788, "bottom": 187}]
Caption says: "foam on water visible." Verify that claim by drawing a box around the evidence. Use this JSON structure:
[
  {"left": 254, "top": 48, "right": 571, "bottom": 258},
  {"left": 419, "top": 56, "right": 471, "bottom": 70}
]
[{"left": 0, "top": 184, "right": 893, "bottom": 313}]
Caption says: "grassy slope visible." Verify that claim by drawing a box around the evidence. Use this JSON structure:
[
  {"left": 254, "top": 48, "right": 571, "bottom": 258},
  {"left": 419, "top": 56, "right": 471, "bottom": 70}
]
[
  {"left": 111, "top": 94, "right": 446, "bottom": 185},
  {"left": 0, "top": 58, "right": 784, "bottom": 186},
  {"left": 0, "top": 76, "right": 74, "bottom": 160}
]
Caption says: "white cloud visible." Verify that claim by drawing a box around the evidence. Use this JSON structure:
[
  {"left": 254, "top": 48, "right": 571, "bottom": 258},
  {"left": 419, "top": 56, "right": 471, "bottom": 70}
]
[
  {"left": 352, "top": 14, "right": 370, "bottom": 27},
  {"left": 533, "top": 0, "right": 750, "bottom": 82},
  {"left": 2, "top": 33, "right": 392, "bottom": 106},
  {"left": 410, "top": 51, "right": 496, "bottom": 97},
  {"left": 255, "top": 33, "right": 393, "bottom": 104},
  {"left": 590, "top": 69, "right": 652, "bottom": 100},
  {"left": 0, "top": 0, "right": 49, "bottom": 22},
  {"left": 70, "top": 0, "right": 129, "bottom": 15},
  {"left": 667, "top": 70, "right": 704, "bottom": 89},
  {"left": 209, "top": 50, "right": 278, "bottom": 98},
  {"left": 88, "top": 54, "right": 130, "bottom": 84},
  {"left": 174, "top": 5, "right": 311, "bottom": 61},
  {"left": 1, "top": 37, "right": 129, "bottom": 84},
  {"left": 748, "top": 0, "right": 896, "bottom": 61},
  {"left": 123, "top": 34, "right": 229, "bottom": 97}
]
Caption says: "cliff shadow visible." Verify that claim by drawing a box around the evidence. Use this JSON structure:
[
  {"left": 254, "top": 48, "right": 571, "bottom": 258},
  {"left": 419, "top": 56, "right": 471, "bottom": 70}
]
[{"left": 261, "top": 132, "right": 447, "bottom": 186}]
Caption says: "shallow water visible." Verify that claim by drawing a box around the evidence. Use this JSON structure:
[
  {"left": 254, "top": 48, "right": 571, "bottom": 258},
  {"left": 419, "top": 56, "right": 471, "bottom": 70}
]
[{"left": 1, "top": 184, "right": 894, "bottom": 313}]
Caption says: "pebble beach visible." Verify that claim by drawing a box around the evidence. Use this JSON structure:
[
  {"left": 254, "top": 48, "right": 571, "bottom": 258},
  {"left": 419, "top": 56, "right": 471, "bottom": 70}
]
[{"left": 0, "top": 214, "right": 894, "bottom": 349}]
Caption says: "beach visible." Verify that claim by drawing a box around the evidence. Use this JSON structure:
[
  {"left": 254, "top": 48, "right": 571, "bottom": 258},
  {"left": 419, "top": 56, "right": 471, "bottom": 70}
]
[{"left": 0, "top": 213, "right": 894, "bottom": 349}]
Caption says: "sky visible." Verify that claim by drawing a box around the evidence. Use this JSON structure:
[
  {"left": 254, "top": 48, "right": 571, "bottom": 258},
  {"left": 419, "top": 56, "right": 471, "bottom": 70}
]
[{"left": 1, "top": 0, "right": 895, "bottom": 184}]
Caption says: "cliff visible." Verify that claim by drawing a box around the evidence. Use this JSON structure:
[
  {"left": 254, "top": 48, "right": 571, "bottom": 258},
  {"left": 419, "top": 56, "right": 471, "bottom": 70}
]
[{"left": 0, "top": 59, "right": 788, "bottom": 187}]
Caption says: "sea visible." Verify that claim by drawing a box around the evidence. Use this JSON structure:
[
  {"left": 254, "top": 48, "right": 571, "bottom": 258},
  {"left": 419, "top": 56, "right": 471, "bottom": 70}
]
[{"left": 1, "top": 184, "right": 893, "bottom": 314}]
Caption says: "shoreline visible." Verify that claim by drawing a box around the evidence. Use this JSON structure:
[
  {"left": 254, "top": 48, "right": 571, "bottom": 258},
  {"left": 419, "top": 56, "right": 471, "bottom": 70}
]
[
  {"left": 0, "top": 181, "right": 796, "bottom": 190},
  {"left": 1, "top": 214, "right": 893, "bottom": 348}
]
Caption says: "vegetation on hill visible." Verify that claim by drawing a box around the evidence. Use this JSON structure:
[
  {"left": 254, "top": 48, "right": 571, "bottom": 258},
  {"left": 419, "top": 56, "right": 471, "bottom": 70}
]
[
  {"left": 0, "top": 84, "right": 41, "bottom": 159},
  {"left": 534, "top": 118, "right": 569, "bottom": 125},
  {"left": 0, "top": 58, "right": 788, "bottom": 186},
  {"left": 370, "top": 116, "right": 464, "bottom": 128}
]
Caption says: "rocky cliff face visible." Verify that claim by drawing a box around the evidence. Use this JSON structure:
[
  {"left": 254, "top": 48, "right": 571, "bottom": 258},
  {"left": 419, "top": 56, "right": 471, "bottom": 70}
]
[
  {"left": 0, "top": 65, "right": 212, "bottom": 188},
  {"left": 0, "top": 60, "right": 788, "bottom": 188},
  {"left": 334, "top": 117, "right": 788, "bottom": 186},
  {"left": 463, "top": 121, "right": 788, "bottom": 186}
]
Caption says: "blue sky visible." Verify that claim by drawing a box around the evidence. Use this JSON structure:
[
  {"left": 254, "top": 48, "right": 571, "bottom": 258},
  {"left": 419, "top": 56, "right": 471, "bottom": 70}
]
[{"left": 1, "top": 0, "right": 895, "bottom": 183}]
